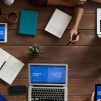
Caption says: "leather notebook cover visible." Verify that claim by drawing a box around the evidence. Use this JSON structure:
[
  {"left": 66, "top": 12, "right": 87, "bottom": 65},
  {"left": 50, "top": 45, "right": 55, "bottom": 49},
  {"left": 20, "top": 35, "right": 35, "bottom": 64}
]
[{"left": 19, "top": 10, "right": 38, "bottom": 36}]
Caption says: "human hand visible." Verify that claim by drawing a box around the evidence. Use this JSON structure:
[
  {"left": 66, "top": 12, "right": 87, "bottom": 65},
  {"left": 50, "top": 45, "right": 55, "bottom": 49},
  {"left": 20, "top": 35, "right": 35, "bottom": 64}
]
[
  {"left": 79, "top": 0, "right": 86, "bottom": 4},
  {"left": 91, "top": 92, "right": 95, "bottom": 101},
  {"left": 91, "top": 92, "right": 101, "bottom": 101},
  {"left": 69, "top": 28, "right": 79, "bottom": 42}
]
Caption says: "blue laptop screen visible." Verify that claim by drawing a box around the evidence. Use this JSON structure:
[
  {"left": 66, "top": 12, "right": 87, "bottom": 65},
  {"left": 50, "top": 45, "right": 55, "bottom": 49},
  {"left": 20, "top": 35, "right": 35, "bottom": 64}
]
[
  {"left": 0, "top": 24, "right": 5, "bottom": 41},
  {"left": 30, "top": 65, "right": 67, "bottom": 84},
  {"left": 97, "top": 86, "right": 101, "bottom": 100}
]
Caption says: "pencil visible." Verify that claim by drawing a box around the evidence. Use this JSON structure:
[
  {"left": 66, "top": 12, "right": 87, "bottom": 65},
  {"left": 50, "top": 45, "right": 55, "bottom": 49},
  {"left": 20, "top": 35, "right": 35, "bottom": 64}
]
[{"left": 0, "top": 61, "right": 6, "bottom": 70}]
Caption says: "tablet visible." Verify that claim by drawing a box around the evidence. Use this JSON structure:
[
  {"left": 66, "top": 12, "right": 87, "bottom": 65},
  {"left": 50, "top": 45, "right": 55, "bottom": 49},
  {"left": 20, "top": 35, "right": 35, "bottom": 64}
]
[
  {"left": 95, "top": 84, "right": 101, "bottom": 101},
  {"left": 0, "top": 23, "right": 7, "bottom": 43}
]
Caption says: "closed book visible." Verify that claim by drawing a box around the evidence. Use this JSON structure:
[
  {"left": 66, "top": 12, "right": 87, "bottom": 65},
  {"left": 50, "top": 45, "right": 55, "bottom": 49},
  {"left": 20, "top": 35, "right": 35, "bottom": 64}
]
[{"left": 19, "top": 10, "right": 38, "bottom": 36}]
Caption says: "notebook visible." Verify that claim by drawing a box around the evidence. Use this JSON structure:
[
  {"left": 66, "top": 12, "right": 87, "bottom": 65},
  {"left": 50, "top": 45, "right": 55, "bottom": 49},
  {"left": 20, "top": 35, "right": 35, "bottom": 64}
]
[
  {"left": 28, "top": 63, "right": 68, "bottom": 101},
  {"left": 18, "top": 10, "right": 38, "bottom": 36},
  {"left": 45, "top": 9, "right": 72, "bottom": 38},
  {"left": 0, "top": 48, "right": 24, "bottom": 85}
]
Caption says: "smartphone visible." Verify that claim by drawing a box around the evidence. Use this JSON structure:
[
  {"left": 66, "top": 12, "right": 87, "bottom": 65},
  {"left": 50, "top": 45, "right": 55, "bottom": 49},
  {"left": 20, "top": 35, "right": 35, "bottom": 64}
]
[
  {"left": 95, "top": 84, "right": 101, "bottom": 101},
  {"left": 8, "top": 86, "right": 27, "bottom": 95}
]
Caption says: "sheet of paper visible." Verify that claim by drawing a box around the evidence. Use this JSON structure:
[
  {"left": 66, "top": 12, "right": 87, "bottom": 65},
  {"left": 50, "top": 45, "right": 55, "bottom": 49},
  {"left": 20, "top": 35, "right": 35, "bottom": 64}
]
[{"left": 0, "top": 48, "right": 24, "bottom": 85}]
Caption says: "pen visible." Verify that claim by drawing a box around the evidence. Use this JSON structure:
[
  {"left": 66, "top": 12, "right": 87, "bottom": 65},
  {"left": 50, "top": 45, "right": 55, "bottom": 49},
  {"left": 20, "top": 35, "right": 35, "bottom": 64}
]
[
  {"left": 0, "top": 61, "right": 6, "bottom": 70},
  {"left": 66, "top": 32, "right": 80, "bottom": 46}
]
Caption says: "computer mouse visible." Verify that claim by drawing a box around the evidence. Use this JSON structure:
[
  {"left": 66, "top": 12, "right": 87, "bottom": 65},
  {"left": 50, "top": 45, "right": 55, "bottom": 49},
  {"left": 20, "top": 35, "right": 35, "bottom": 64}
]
[{"left": 0, "top": 95, "right": 7, "bottom": 101}]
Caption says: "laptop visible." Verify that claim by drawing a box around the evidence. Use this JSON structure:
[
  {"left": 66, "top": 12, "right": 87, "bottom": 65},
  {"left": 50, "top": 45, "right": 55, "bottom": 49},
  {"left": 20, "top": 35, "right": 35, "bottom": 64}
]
[
  {"left": 28, "top": 63, "right": 68, "bottom": 101},
  {"left": 97, "top": 8, "right": 101, "bottom": 38}
]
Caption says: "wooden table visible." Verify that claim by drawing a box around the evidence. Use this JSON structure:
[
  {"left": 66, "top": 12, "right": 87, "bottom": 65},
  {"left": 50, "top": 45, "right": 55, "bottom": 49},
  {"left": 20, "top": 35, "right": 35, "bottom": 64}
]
[{"left": 0, "top": 0, "right": 101, "bottom": 101}]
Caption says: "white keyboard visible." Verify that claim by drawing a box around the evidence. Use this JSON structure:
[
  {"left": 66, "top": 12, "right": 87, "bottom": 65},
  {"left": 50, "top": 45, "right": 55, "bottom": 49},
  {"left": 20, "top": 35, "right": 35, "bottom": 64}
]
[{"left": 97, "top": 8, "right": 101, "bottom": 38}]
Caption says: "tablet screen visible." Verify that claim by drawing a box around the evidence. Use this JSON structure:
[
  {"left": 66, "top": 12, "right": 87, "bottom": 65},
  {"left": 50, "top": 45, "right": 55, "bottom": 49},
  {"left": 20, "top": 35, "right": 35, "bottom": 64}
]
[{"left": 0, "top": 24, "right": 5, "bottom": 41}]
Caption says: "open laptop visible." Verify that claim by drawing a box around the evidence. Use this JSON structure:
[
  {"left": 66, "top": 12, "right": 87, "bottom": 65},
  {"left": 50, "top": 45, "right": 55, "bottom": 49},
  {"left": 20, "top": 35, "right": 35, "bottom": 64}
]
[
  {"left": 28, "top": 63, "right": 68, "bottom": 101},
  {"left": 97, "top": 8, "right": 101, "bottom": 38}
]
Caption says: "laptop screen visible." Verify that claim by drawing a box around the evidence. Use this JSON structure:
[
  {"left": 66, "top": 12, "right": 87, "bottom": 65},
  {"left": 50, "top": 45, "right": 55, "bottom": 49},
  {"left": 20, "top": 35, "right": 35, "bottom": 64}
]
[{"left": 30, "top": 65, "right": 67, "bottom": 84}]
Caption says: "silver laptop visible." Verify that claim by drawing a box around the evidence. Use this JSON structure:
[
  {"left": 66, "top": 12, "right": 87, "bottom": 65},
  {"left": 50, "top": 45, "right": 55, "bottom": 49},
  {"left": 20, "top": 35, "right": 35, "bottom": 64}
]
[
  {"left": 97, "top": 8, "right": 101, "bottom": 38},
  {"left": 28, "top": 63, "right": 68, "bottom": 101}
]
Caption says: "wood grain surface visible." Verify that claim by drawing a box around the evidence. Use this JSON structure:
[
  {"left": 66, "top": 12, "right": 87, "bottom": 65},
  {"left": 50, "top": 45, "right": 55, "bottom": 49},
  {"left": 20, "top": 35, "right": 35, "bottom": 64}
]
[{"left": 0, "top": 0, "right": 101, "bottom": 101}]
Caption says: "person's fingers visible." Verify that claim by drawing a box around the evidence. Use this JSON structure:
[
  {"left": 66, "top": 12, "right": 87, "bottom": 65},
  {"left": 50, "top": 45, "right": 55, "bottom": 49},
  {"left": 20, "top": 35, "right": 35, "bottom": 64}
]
[
  {"left": 77, "top": 0, "right": 86, "bottom": 4},
  {"left": 71, "top": 40, "right": 76, "bottom": 43},
  {"left": 78, "top": 1, "right": 85, "bottom": 4},
  {"left": 71, "top": 35, "right": 79, "bottom": 42},
  {"left": 69, "top": 32, "right": 73, "bottom": 41},
  {"left": 77, "top": 35, "right": 79, "bottom": 41},
  {"left": 91, "top": 92, "right": 95, "bottom": 101},
  {"left": 69, "top": 32, "right": 79, "bottom": 42},
  {"left": 75, "top": 35, "right": 79, "bottom": 42}
]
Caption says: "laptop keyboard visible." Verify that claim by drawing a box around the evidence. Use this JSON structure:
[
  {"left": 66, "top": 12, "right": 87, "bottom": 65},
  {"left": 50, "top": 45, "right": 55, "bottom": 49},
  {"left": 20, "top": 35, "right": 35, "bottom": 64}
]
[{"left": 31, "top": 87, "right": 64, "bottom": 101}]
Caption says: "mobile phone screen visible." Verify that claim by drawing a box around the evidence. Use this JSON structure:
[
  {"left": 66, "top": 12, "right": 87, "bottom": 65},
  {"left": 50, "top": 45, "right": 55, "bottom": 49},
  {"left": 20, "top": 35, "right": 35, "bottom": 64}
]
[{"left": 96, "top": 85, "right": 101, "bottom": 101}]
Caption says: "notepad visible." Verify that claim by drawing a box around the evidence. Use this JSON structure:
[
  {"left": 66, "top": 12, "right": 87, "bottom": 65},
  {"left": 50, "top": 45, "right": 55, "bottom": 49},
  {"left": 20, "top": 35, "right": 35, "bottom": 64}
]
[
  {"left": 0, "top": 48, "right": 24, "bottom": 85},
  {"left": 45, "top": 9, "right": 72, "bottom": 38},
  {"left": 18, "top": 10, "right": 38, "bottom": 36}
]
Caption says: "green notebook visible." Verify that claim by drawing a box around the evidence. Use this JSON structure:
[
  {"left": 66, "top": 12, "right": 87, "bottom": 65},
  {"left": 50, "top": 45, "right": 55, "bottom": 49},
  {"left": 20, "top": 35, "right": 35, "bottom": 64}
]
[{"left": 19, "top": 10, "right": 38, "bottom": 36}]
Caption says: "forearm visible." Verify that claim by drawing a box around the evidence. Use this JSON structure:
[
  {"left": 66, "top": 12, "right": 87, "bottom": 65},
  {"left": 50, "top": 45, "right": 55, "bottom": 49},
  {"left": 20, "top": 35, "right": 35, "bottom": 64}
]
[{"left": 72, "top": 7, "right": 84, "bottom": 29}]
